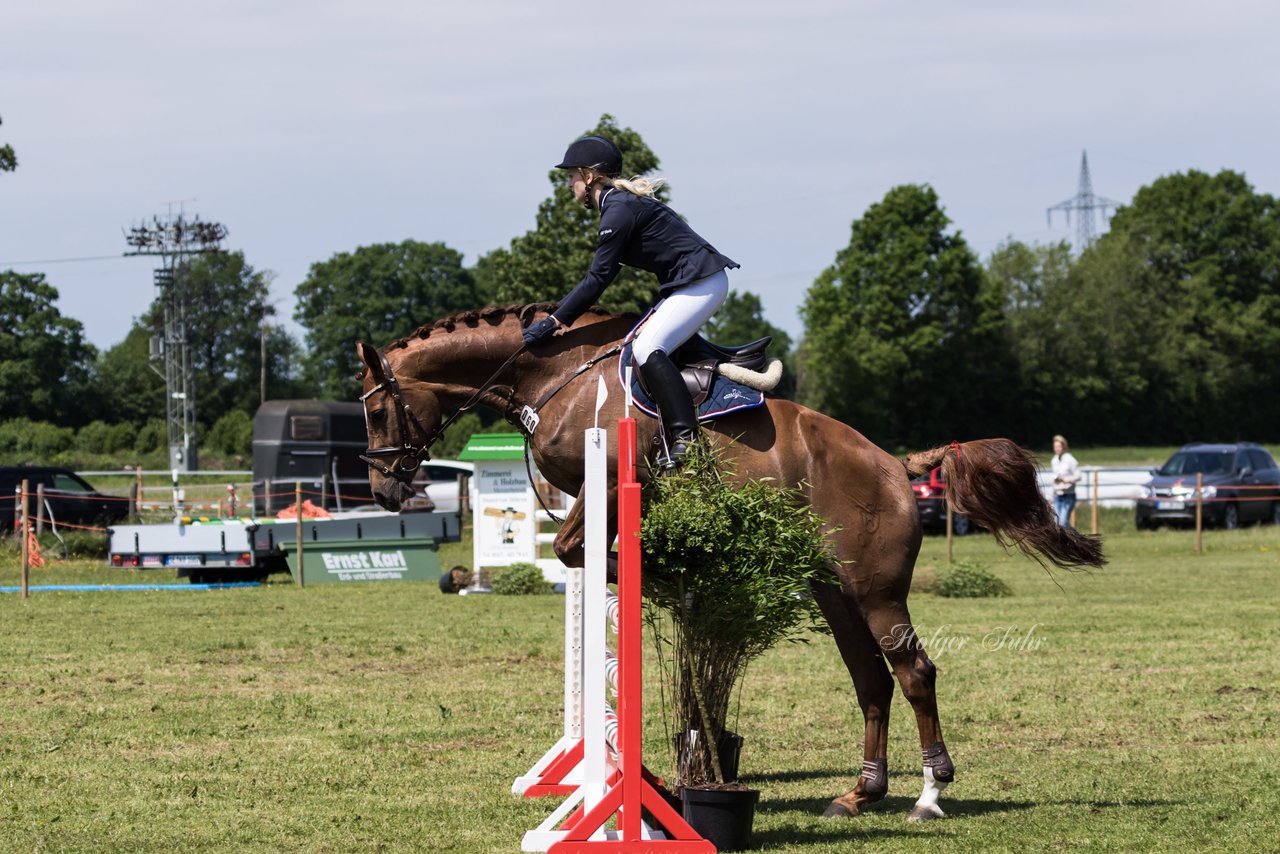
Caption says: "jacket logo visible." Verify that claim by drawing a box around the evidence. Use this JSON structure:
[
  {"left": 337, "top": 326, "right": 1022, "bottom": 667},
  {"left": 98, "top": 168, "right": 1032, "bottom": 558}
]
[{"left": 599, "top": 228, "right": 614, "bottom": 237}]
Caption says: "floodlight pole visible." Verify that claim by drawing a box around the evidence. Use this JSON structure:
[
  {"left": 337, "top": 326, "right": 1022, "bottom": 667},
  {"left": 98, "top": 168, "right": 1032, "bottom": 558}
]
[{"left": 124, "top": 207, "right": 227, "bottom": 471}]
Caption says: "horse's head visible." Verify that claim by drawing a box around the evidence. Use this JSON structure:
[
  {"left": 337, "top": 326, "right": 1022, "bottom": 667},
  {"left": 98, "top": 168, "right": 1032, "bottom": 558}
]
[{"left": 356, "top": 340, "right": 441, "bottom": 512}]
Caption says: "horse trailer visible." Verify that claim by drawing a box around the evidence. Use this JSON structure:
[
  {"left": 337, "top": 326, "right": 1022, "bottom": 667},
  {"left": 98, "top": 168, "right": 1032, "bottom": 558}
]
[{"left": 251, "top": 399, "right": 373, "bottom": 514}]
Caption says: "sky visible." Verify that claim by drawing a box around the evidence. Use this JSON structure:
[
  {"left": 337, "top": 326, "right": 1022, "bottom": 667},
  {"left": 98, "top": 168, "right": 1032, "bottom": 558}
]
[{"left": 3, "top": 0, "right": 1279, "bottom": 353}]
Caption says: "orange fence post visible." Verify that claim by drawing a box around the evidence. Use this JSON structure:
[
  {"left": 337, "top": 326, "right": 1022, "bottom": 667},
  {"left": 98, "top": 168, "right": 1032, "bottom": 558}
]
[{"left": 20, "top": 479, "right": 30, "bottom": 600}]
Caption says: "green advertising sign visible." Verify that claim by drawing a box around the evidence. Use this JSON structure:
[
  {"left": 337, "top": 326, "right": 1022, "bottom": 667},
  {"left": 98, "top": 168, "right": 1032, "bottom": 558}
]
[{"left": 283, "top": 537, "right": 443, "bottom": 585}]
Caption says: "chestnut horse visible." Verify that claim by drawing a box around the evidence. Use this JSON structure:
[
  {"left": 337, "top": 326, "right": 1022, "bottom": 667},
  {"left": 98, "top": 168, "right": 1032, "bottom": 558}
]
[{"left": 356, "top": 303, "right": 1104, "bottom": 821}]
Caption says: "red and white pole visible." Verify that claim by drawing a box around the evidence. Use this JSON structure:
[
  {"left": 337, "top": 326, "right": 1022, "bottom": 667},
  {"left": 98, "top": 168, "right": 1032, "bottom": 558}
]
[{"left": 544, "top": 417, "right": 712, "bottom": 852}]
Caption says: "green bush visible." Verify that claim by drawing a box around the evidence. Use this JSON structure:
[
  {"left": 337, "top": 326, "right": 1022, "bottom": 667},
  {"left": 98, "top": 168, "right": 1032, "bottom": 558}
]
[
  {"left": 491, "top": 561, "right": 553, "bottom": 595},
  {"left": 206, "top": 410, "right": 253, "bottom": 458},
  {"left": 77, "top": 420, "right": 134, "bottom": 455},
  {"left": 0, "top": 420, "right": 23, "bottom": 454},
  {"left": 938, "top": 560, "right": 1012, "bottom": 598},
  {"left": 0, "top": 532, "right": 107, "bottom": 561},
  {"left": 134, "top": 420, "right": 167, "bottom": 455},
  {"left": 53, "top": 532, "right": 108, "bottom": 560},
  {"left": 639, "top": 445, "right": 838, "bottom": 785},
  {"left": 105, "top": 422, "right": 137, "bottom": 455},
  {"left": 0, "top": 419, "right": 75, "bottom": 460}
]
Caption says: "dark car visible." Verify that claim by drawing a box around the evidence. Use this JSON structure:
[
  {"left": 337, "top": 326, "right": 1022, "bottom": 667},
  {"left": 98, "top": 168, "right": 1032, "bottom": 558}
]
[
  {"left": 911, "top": 467, "right": 972, "bottom": 535},
  {"left": 0, "top": 466, "right": 129, "bottom": 534},
  {"left": 1135, "top": 443, "right": 1280, "bottom": 530}
]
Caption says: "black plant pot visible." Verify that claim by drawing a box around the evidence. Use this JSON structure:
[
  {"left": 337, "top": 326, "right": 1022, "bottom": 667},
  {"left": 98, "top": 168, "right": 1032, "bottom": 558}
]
[
  {"left": 681, "top": 785, "right": 759, "bottom": 852},
  {"left": 674, "top": 729, "right": 744, "bottom": 783}
]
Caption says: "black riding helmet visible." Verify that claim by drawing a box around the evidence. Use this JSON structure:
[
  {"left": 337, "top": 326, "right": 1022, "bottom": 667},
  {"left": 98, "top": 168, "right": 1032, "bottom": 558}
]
[{"left": 555, "top": 135, "right": 622, "bottom": 176}]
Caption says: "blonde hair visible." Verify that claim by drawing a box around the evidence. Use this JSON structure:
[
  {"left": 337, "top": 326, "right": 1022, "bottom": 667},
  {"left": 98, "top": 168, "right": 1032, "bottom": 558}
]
[
  {"left": 1053, "top": 434, "right": 1069, "bottom": 451},
  {"left": 611, "top": 175, "right": 666, "bottom": 197},
  {"left": 579, "top": 169, "right": 666, "bottom": 199}
]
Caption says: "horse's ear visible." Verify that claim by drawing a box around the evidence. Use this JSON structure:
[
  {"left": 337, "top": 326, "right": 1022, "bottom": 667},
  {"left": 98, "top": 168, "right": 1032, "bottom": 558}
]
[{"left": 356, "top": 341, "right": 385, "bottom": 380}]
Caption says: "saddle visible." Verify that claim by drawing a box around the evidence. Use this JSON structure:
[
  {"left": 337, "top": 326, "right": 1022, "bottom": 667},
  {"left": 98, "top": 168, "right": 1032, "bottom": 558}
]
[{"left": 636, "top": 333, "right": 779, "bottom": 407}]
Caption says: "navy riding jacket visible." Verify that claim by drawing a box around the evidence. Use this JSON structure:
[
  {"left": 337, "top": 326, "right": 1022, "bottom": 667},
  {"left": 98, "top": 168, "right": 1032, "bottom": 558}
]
[{"left": 552, "top": 188, "right": 738, "bottom": 326}]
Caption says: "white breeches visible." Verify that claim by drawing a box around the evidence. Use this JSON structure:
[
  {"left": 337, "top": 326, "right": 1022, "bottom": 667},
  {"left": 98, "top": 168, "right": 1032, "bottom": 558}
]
[{"left": 630, "top": 270, "right": 729, "bottom": 365}]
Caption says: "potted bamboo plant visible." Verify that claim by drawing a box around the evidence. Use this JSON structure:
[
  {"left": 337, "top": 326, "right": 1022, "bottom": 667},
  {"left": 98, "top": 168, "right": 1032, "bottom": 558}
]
[{"left": 640, "top": 447, "right": 837, "bottom": 852}]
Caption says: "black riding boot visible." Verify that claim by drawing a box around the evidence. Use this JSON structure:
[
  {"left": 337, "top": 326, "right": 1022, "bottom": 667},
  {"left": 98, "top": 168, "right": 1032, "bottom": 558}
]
[{"left": 639, "top": 351, "right": 699, "bottom": 470}]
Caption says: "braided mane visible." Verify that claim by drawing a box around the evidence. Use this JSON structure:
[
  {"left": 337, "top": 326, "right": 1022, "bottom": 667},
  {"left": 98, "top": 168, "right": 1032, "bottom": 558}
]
[
  {"left": 356, "top": 303, "right": 627, "bottom": 380},
  {"left": 385, "top": 303, "right": 621, "bottom": 351}
]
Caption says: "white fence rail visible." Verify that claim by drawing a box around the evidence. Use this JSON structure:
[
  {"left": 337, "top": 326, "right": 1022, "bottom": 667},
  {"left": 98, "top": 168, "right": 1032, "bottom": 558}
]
[{"left": 1035, "top": 466, "right": 1154, "bottom": 509}]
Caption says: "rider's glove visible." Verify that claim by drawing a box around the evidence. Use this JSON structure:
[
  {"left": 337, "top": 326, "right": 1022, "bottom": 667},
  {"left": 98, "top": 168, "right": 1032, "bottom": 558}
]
[{"left": 523, "top": 316, "right": 561, "bottom": 346}]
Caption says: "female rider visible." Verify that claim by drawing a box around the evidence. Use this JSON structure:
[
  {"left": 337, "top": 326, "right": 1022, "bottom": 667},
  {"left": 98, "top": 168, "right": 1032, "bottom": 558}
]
[{"left": 522, "top": 135, "right": 738, "bottom": 468}]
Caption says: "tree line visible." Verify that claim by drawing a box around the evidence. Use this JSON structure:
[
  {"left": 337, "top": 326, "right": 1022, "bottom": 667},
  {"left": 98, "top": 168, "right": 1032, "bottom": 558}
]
[{"left": 4, "top": 113, "right": 1279, "bottom": 462}]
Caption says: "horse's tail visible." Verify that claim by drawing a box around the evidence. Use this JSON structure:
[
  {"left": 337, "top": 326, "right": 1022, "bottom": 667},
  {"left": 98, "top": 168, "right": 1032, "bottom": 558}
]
[{"left": 904, "top": 439, "right": 1106, "bottom": 570}]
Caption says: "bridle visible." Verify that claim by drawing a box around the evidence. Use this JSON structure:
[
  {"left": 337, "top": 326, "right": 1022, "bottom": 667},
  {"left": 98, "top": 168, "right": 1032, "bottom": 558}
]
[
  {"left": 359, "top": 335, "right": 622, "bottom": 497},
  {"left": 359, "top": 346, "right": 525, "bottom": 483},
  {"left": 359, "top": 351, "right": 439, "bottom": 483}
]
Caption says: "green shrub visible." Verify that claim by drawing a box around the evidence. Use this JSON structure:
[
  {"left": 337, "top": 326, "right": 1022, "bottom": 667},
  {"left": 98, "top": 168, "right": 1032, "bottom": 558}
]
[
  {"left": 77, "top": 421, "right": 127, "bottom": 454},
  {"left": 37, "top": 423, "right": 75, "bottom": 457},
  {"left": 491, "top": 561, "right": 553, "bottom": 595},
  {"left": 135, "top": 420, "right": 167, "bottom": 455},
  {"left": 2, "top": 532, "right": 106, "bottom": 561},
  {"left": 0, "top": 420, "right": 25, "bottom": 455},
  {"left": 639, "top": 445, "right": 838, "bottom": 785},
  {"left": 938, "top": 560, "right": 1012, "bottom": 598},
  {"left": 105, "top": 422, "right": 137, "bottom": 455},
  {"left": 53, "top": 532, "right": 108, "bottom": 559},
  {"left": 0, "top": 419, "right": 76, "bottom": 460},
  {"left": 206, "top": 410, "right": 253, "bottom": 458}
]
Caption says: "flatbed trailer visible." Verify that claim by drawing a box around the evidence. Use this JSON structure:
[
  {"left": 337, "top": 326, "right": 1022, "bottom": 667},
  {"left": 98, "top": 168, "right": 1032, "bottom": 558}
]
[{"left": 108, "top": 511, "right": 461, "bottom": 584}]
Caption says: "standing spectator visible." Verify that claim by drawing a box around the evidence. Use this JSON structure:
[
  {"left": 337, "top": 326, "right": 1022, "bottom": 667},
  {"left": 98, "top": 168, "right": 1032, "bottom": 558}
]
[{"left": 1051, "top": 434, "right": 1081, "bottom": 528}]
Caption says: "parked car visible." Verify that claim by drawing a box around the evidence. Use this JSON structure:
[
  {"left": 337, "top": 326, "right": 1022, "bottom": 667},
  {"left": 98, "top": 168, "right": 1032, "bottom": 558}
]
[
  {"left": 911, "top": 467, "right": 971, "bottom": 535},
  {"left": 0, "top": 466, "right": 129, "bottom": 534},
  {"left": 1135, "top": 442, "right": 1280, "bottom": 530},
  {"left": 408, "top": 460, "right": 475, "bottom": 514}
]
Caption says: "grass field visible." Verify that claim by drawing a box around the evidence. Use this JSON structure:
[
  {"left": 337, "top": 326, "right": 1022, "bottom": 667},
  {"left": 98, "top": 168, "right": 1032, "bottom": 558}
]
[{"left": 1, "top": 513, "right": 1278, "bottom": 852}]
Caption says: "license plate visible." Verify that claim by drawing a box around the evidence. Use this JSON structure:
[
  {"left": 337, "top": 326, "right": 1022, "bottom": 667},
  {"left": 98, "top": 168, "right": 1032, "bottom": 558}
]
[
  {"left": 1156, "top": 500, "right": 1184, "bottom": 510},
  {"left": 165, "top": 554, "right": 203, "bottom": 566}
]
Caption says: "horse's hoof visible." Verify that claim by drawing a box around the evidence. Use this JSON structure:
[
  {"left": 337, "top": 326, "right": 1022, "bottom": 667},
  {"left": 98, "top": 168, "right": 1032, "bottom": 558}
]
[
  {"left": 907, "top": 803, "right": 946, "bottom": 822},
  {"left": 822, "top": 801, "right": 858, "bottom": 819}
]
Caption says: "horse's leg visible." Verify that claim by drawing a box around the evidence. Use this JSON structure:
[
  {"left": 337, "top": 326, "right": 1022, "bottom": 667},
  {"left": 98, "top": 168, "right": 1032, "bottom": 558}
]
[
  {"left": 550, "top": 488, "right": 620, "bottom": 580},
  {"left": 864, "top": 601, "right": 955, "bottom": 821},
  {"left": 811, "top": 582, "right": 895, "bottom": 819}
]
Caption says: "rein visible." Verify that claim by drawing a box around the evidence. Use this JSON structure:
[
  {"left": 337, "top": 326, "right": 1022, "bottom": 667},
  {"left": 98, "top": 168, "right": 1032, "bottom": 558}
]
[
  {"left": 518, "top": 343, "right": 622, "bottom": 434},
  {"left": 360, "top": 339, "right": 623, "bottom": 509},
  {"left": 518, "top": 343, "right": 623, "bottom": 524}
]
